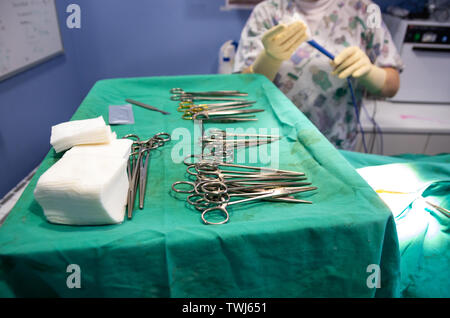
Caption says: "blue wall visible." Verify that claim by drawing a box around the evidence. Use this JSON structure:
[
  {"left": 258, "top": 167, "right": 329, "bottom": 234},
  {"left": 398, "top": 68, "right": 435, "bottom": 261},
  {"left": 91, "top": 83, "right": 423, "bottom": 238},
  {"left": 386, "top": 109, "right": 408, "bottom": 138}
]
[
  {"left": 66, "top": 0, "right": 251, "bottom": 95},
  {"left": 0, "top": 1, "right": 84, "bottom": 199},
  {"left": 0, "top": 0, "right": 251, "bottom": 198},
  {"left": 0, "top": 0, "right": 427, "bottom": 198}
]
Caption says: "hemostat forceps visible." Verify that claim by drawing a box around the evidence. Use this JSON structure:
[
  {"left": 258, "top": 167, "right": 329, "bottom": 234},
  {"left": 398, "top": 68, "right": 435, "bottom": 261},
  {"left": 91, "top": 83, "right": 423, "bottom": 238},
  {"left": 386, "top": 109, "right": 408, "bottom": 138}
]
[
  {"left": 170, "top": 88, "right": 248, "bottom": 96},
  {"left": 177, "top": 100, "right": 256, "bottom": 112},
  {"left": 192, "top": 108, "right": 264, "bottom": 123},
  {"left": 171, "top": 160, "right": 317, "bottom": 224},
  {"left": 123, "top": 132, "right": 171, "bottom": 219},
  {"left": 199, "top": 185, "right": 316, "bottom": 225},
  {"left": 170, "top": 88, "right": 249, "bottom": 102}
]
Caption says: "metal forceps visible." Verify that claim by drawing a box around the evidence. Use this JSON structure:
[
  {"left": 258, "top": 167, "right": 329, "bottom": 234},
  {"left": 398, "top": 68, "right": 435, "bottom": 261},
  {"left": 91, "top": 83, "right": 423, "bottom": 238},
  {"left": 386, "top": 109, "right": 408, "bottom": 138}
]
[
  {"left": 193, "top": 161, "right": 305, "bottom": 177},
  {"left": 177, "top": 100, "right": 256, "bottom": 113},
  {"left": 187, "top": 165, "right": 306, "bottom": 184},
  {"left": 200, "top": 185, "right": 316, "bottom": 225},
  {"left": 192, "top": 109, "right": 264, "bottom": 123},
  {"left": 181, "top": 104, "right": 256, "bottom": 120},
  {"left": 171, "top": 95, "right": 251, "bottom": 102},
  {"left": 171, "top": 160, "right": 317, "bottom": 224},
  {"left": 172, "top": 162, "right": 306, "bottom": 194},
  {"left": 171, "top": 88, "right": 247, "bottom": 96},
  {"left": 206, "top": 129, "right": 281, "bottom": 139},
  {"left": 124, "top": 132, "right": 171, "bottom": 219}
]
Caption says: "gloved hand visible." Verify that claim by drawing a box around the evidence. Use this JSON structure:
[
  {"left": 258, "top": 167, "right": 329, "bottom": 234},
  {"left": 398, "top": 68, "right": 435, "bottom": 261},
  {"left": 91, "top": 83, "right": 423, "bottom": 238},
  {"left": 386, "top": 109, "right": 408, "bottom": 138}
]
[
  {"left": 331, "top": 46, "right": 387, "bottom": 94},
  {"left": 252, "top": 21, "right": 308, "bottom": 81}
]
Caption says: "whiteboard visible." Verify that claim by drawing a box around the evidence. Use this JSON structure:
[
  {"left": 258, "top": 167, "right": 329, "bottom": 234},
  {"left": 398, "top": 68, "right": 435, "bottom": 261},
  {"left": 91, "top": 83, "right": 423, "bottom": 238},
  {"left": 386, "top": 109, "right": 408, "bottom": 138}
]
[{"left": 0, "top": 0, "right": 63, "bottom": 81}]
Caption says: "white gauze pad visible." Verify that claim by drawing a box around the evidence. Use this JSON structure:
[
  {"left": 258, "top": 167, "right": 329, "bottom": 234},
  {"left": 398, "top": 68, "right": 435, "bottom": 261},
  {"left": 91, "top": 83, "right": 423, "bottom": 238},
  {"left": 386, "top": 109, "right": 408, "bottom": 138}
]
[
  {"left": 50, "top": 116, "right": 113, "bottom": 153},
  {"left": 34, "top": 138, "right": 133, "bottom": 225}
]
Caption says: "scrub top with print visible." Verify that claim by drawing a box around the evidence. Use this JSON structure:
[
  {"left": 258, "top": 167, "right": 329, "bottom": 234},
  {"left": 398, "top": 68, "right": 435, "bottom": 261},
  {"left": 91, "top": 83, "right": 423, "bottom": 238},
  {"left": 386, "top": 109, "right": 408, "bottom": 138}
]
[{"left": 233, "top": 0, "right": 404, "bottom": 150}]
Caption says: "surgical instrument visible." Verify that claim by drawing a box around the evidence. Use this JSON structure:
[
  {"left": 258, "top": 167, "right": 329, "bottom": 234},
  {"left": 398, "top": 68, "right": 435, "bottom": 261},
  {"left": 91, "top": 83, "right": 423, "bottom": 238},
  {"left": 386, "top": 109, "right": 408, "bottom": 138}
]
[
  {"left": 126, "top": 98, "right": 171, "bottom": 115},
  {"left": 200, "top": 186, "right": 315, "bottom": 225},
  {"left": 171, "top": 160, "right": 317, "bottom": 224},
  {"left": 171, "top": 95, "right": 251, "bottom": 102},
  {"left": 425, "top": 201, "right": 450, "bottom": 218},
  {"left": 181, "top": 104, "right": 257, "bottom": 120},
  {"left": 170, "top": 88, "right": 248, "bottom": 97},
  {"left": 305, "top": 39, "right": 369, "bottom": 153},
  {"left": 178, "top": 100, "right": 256, "bottom": 111},
  {"left": 123, "top": 132, "right": 171, "bottom": 219},
  {"left": 192, "top": 109, "right": 265, "bottom": 122}
]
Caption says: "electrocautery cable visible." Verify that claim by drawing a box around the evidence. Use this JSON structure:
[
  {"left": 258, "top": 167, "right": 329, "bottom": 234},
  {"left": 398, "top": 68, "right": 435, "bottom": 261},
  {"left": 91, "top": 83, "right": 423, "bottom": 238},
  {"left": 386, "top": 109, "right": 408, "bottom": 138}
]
[{"left": 307, "top": 39, "right": 369, "bottom": 153}]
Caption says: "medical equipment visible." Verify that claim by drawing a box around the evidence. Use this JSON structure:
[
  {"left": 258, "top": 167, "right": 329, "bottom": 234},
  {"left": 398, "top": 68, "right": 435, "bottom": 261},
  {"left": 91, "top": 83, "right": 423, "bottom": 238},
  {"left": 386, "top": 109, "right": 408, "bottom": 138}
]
[
  {"left": 181, "top": 104, "right": 257, "bottom": 120},
  {"left": 126, "top": 98, "right": 171, "bottom": 115},
  {"left": 170, "top": 88, "right": 248, "bottom": 102},
  {"left": 383, "top": 14, "right": 450, "bottom": 104},
  {"left": 183, "top": 127, "right": 282, "bottom": 165},
  {"left": 123, "top": 132, "right": 171, "bottom": 219},
  {"left": 425, "top": 200, "right": 450, "bottom": 218},
  {"left": 170, "top": 88, "right": 248, "bottom": 97},
  {"left": 50, "top": 116, "right": 114, "bottom": 153},
  {"left": 304, "top": 39, "right": 369, "bottom": 153},
  {"left": 177, "top": 100, "right": 256, "bottom": 112},
  {"left": 192, "top": 108, "right": 264, "bottom": 121},
  {"left": 109, "top": 104, "right": 135, "bottom": 125},
  {"left": 34, "top": 138, "right": 133, "bottom": 226},
  {"left": 171, "top": 161, "right": 316, "bottom": 225},
  {"left": 171, "top": 95, "right": 251, "bottom": 102},
  {"left": 201, "top": 128, "right": 281, "bottom": 161}
]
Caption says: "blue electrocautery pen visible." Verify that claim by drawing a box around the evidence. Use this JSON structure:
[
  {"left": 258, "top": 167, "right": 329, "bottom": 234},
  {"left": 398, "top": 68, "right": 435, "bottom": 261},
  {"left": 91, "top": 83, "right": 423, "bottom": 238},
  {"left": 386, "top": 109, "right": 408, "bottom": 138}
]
[{"left": 306, "top": 39, "right": 368, "bottom": 153}]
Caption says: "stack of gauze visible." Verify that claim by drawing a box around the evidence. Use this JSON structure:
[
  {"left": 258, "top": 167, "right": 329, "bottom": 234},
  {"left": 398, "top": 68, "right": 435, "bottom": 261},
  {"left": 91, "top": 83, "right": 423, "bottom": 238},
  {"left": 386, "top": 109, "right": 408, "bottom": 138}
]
[
  {"left": 50, "top": 116, "right": 114, "bottom": 153},
  {"left": 34, "top": 117, "right": 133, "bottom": 225}
]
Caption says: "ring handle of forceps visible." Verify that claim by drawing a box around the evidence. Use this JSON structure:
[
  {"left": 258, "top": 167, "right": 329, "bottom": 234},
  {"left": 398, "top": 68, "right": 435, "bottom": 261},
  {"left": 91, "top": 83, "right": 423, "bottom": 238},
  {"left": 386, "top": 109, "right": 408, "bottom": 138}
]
[
  {"left": 187, "top": 194, "right": 219, "bottom": 212},
  {"left": 172, "top": 180, "right": 211, "bottom": 194},
  {"left": 154, "top": 132, "right": 171, "bottom": 142},
  {"left": 172, "top": 181, "right": 196, "bottom": 193},
  {"left": 201, "top": 205, "right": 230, "bottom": 225},
  {"left": 170, "top": 88, "right": 185, "bottom": 94}
]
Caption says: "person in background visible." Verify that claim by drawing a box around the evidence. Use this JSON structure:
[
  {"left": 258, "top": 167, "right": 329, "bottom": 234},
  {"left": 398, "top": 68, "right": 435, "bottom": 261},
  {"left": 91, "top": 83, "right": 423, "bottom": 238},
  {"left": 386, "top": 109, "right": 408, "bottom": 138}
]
[{"left": 233, "top": 0, "right": 403, "bottom": 150}]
